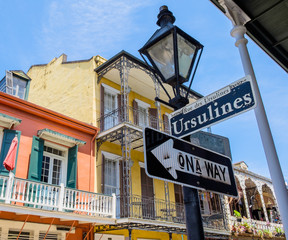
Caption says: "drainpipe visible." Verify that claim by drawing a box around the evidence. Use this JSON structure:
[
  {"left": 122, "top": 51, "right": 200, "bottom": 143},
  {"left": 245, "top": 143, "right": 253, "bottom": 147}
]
[{"left": 90, "top": 131, "right": 98, "bottom": 192}]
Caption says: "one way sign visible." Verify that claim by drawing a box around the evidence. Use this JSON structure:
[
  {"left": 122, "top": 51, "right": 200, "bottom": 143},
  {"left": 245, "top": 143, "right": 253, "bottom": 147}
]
[{"left": 144, "top": 127, "right": 238, "bottom": 197}]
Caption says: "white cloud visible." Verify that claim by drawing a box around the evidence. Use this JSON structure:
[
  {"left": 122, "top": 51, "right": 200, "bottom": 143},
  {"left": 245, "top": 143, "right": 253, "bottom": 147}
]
[{"left": 39, "top": 0, "right": 154, "bottom": 60}]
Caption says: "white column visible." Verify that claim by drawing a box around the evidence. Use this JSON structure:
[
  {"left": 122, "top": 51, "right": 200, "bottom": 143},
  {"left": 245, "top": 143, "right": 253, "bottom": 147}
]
[
  {"left": 256, "top": 184, "right": 268, "bottom": 221},
  {"left": 230, "top": 24, "right": 288, "bottom": 233},
  {"left": 239, "top": 180, "right": 250, "bottom": 219}
]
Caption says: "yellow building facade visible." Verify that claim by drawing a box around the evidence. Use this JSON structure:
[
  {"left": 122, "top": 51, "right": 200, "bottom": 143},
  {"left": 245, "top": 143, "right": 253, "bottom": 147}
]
[{"left": 27, "top": 51, "right": 231, "bottom": 240}]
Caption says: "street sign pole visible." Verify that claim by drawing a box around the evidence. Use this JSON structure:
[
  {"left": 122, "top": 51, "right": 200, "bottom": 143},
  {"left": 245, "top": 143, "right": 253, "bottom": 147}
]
[
  {"left": 166, "top": 76, "right": 257, "bottom": 240},
  {"left": 181, "top": 135, "right": 204, "bottom": 240},
  {"left": 144, "top": 127, "right": 237, "bottom": 240}
]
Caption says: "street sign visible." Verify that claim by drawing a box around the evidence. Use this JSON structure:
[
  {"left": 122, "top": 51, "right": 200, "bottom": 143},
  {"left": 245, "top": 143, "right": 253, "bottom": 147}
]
[
  {"left": 144, "top": 127, "right": 238, "bottom": 197},
  {"left": 190, "top": 131, "right": 231, "bottom": 159},
  {"left": 169, "top": 75, "right": 257, "bottom": 138}
]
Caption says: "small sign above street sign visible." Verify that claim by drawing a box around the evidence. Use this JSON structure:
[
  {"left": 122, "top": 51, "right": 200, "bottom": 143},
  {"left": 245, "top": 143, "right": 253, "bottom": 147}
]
[
  {"left": 169, "top": 75, "right": 257, "bottom": 138},
  {"left": 144, "top": 127, "right": 238, "bottom": 197}
]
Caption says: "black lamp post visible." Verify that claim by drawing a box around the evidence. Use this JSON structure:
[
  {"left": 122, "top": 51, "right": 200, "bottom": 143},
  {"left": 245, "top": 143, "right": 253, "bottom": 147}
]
[
  {"left": 139, "top": 5, "right": 203, "bottom": 109},
  {"left": 139, "top": 6, "right": 205, "bottom": 240}
]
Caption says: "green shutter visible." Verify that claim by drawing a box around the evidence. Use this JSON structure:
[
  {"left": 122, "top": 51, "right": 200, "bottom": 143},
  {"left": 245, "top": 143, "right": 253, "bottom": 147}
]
[
  {"left": 28, "top": 136, "right": 44, "bottom": 181},
  {"left": 0, "top": 129, "right": 21, "bottom": 175},
  {"left": 67, "top": 145, "right": 78, "bottom": 188}
]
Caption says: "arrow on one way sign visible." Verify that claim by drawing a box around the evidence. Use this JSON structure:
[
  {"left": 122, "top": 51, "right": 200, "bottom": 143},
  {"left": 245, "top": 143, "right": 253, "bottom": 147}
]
[
  {"left": 151, "top": 139, "right": 231, "bottom": 185},
  {"left": 144, "top": 127, "right": 238, "bottom": 197}
]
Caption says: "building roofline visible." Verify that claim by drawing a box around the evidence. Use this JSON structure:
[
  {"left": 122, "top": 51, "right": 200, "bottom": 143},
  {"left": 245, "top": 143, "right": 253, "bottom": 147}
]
[
  {"left": 94, "top": 50, "right": 149, "bottom": 73},
  {"left": 0, "top": 92, "right": 99, "bottom": 136},
  {"left": 95, "top": 50, "right": 203, "bottom": 99}
]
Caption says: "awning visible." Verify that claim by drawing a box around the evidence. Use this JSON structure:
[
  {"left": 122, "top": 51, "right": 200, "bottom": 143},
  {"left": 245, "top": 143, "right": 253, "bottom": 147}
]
[
  {"left": 0, "top": 112, "right": 22, "bottom": 129},
  {"left": 37, "top": 128, "right": 86, "bottom": 147}
]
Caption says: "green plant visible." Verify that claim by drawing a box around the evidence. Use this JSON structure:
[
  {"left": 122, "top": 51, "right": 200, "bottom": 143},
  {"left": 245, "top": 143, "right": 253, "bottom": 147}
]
[
  {"left": 274, "top": 227, "right": 284, "bottom": 237},
  {"left": 233, "top": 210, "right": 242, "bottom": 218},
  {"left": 263, "top": 229, "right": 273, "bottom": 237}
]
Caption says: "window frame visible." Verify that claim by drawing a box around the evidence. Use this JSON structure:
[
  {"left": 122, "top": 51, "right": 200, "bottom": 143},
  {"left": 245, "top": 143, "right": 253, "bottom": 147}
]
[
  {"left": 135, "top": 99, "right": 151, "bottom": 128},
  {"left": 41, "top": 141, "right": 68, "bottom": 186},
  {"left": 102, "top": 84, "right": 120, "bottom": 130},
  {"left": 102, "top": 151, "right": 120, "bottom": 195}
]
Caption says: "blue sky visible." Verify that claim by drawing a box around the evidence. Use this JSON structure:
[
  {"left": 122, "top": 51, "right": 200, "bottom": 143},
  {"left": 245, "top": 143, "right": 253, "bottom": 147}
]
[{"left": 0, "top": 0, "right": 287, "bottom": 182}]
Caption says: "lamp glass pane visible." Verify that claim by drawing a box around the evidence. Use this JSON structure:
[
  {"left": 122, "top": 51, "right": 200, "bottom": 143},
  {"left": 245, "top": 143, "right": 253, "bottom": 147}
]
[
  {"left": 177, "top": 34, "right": 196, "bottom": 79},
  {"left": 147, "top": 33, "right": 175, "bottom": 80}
]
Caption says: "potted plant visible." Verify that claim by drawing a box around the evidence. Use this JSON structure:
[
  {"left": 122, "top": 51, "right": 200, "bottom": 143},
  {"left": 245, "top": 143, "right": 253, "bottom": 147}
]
[
  {"left": 274, "top": 227, "right": 285, "bottom": 237},
  {"left": 234, "top": 210, "right": 242, "bottom": 222}
]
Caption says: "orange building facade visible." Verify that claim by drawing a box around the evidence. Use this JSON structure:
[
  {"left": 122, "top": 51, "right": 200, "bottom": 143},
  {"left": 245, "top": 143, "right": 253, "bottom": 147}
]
[{"left": 0, "top": 91, "right": 115, "bottom": 240}]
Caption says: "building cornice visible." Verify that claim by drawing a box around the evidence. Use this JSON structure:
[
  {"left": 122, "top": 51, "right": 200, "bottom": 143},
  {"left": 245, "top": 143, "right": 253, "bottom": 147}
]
[{"left": 0, "top": 92, "right": 99, "bottom": 136}]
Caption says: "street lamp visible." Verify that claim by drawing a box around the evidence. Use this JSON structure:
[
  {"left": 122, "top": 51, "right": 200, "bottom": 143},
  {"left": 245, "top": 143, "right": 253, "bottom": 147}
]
[
  {"left": 139, "top": 6, "right": 205, "bottom": 240},
  {"left": 139, "top": 5, "right": 203, "bottom": 109}
]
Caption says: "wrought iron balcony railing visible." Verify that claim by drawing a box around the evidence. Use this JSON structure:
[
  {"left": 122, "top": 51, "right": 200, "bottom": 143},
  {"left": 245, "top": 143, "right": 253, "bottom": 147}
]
[
  {"left": 116, "top": 194, "right": 225, "bottom": 230},
  {"left": 0, "top": 173, "right": 116, "bottom": 218},
  {"left": 98, "top": 106, "right": 162, "bottom": 132}
]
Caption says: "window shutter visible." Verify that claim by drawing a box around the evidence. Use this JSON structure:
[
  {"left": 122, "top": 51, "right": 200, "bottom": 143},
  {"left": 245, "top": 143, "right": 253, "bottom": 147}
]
[
  {"left": 119, "top": 160, "right": 124, "bottom": 196},
  {"left": 118, "top": 94, "right": 123, "bottom": 122},
  {"left": 0, "top": 129, "right": 21, "bottom": 175},
  {"left": 149, "top": 108, "right": 158, "bottom": 129},
  {"left": 101, "top": 154, "right": 105, "bottom": 193},
  {"left": 100, "top": 85, "right": 104, "bottom": 131},
  {"left": 163, "top": 114, "right": 170, "bottom": 133},
  {"left": 67, "top": 145, "right": 78, "bottom": 188},
  {"left": 28, "top": 136, "right": 44, "bottom": 181},
  {"left": 133, "top": 100, "right": 139, "bottom": 125},
  {"left": 5, "top": 71, "right": 13, "bottom": 95}
]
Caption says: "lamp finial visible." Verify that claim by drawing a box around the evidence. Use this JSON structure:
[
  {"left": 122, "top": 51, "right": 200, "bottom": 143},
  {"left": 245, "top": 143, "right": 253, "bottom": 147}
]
[{"left": 157, "top": 5, "right": 175, "bottom": 27}]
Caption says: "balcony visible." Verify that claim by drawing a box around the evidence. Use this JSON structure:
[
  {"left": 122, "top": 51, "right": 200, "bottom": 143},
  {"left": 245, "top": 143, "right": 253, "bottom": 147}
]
[
  {"left": 98, "top": 106, "right": 161, "bottom": 132},
  {"left": 97, "top": 106, "right": 164, "bottom": 151},
  {"left": 116, "top": 194, "right": 226, "bottom": 231},
  {"left": 0, "top": 174, "right": 116, "bottom": 221},
  {"left": 230, "top": 217, "right": 285, "bottom": 238}
]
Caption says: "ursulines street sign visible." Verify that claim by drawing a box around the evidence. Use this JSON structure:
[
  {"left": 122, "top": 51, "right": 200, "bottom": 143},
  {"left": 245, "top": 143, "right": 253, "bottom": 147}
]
[
  {"left": 144, "top": 127, "right": 238, "bottom": 197},
  {"left": 169, "top": 75, "right": 257, "bottom": 138}
]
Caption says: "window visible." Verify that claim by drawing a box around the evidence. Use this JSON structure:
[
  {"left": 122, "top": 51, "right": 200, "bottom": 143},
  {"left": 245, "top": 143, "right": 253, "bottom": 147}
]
[
  {"left": 133, "top": 99, "right": 150, "bottom": 128},
  {"left": 101, "top": 84, "right": 120, "bottom": 131},
  {"left": 41, "top": 145, "right": 67, "bottom": 186},
  {"left": 8, "top": 230, "right": 30, "bottom": 240},
  {"left": 2, "top": 71, "right": 30, "bottom": 100},
  {"left": 12, "top": 76, "right": 27, "bottom": 99},
  {"left": 102, "top": 152, "right": 120, "bottom": 195},
  {"left": 28, "top": 135, "right": 79, "bottom": 189},
  {"left": 39, "top": 232, "right": 58, "bottom": 240}
]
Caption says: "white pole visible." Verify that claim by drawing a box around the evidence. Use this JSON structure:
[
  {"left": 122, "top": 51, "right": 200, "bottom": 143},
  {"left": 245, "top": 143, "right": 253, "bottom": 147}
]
[{"left": 231, "top": 25, "right": 288, "bottom": 233}]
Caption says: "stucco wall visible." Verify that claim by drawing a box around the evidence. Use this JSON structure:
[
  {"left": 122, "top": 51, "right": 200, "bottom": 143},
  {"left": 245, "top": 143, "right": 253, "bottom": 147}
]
[{"left": 27, "top": 54, "right": 97, "bottom": 126}]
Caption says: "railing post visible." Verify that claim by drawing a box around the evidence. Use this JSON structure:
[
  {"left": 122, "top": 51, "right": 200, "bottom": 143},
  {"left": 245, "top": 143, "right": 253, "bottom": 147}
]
[
  {"left": 112, "top": 193, "right": 117, "bottom": 218},
  {"left": 58, "top": 183, "right": 65, "bottom": 211},
  {"left": 5, "top": 171, "right": 14, "bottom": 204}
]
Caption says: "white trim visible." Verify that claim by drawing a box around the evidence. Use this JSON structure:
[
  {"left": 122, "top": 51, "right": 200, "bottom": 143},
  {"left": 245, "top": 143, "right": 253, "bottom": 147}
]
[
  {"left": 135, "top": 99, "right": 151, "bottom": 108},
  {"left": 0, "top": 116, "right": 21, "bottom": 129},
  {"left": 0, "top": 203, "right": 115, "bottom": 224},
  {"left": 101, "top": 83, "right": 120, "bottom": 94},
  {"left": 43, "top": 141, "right": 68, "bottom": 186},
  {"left": 44, "top": 140, "right": 69, "bottom": 152},
  {"left": 138, "top": 161, "right": 145, "bottom": 168},
  {"left": 95, "top": 233, "right": 124, "bottom": 240},
  {"left": 38, "top": 130, "right": 85, "bottom": 148},
  {"left": 102, "top": 151, "right": 121, "bottom": 160},
  {"left": 102, "top": 151, "right": 121, "bottom": 196}
]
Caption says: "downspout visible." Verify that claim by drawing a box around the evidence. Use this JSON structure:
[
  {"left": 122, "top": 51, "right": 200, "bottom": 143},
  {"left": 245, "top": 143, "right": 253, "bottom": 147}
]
[{"left": 90, "top": 130, "right": 98, "bottom": 192}]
